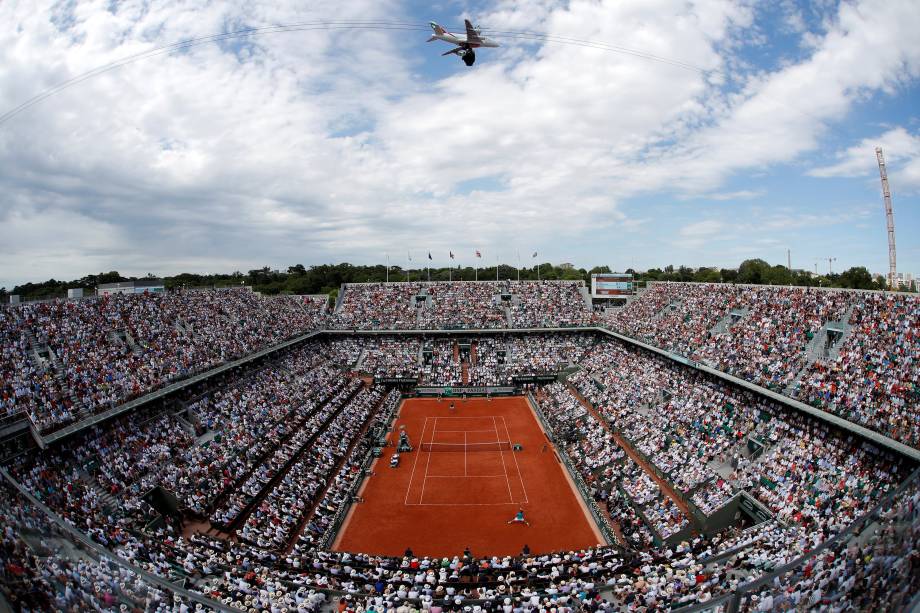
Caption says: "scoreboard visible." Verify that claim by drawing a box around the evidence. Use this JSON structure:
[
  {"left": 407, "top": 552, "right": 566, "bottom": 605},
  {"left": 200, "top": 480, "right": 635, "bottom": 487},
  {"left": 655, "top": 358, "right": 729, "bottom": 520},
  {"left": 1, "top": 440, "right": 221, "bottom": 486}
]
[{"left": 591, "top": 273, "right": 634, "bottom": 297}]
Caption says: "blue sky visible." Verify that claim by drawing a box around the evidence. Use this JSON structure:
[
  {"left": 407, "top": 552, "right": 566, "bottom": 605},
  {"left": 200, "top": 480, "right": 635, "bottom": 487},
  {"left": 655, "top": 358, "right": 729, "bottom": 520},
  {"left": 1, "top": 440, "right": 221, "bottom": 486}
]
[{"left": 0, "top": 0, "right": 918, "bottom": 288}]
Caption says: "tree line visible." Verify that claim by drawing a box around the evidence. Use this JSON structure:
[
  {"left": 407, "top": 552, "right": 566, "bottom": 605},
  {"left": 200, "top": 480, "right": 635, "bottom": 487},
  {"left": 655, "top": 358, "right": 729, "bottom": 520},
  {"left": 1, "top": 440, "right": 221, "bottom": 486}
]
[{"left": 2, "top": 259, "right": 913, "bottom": 302}]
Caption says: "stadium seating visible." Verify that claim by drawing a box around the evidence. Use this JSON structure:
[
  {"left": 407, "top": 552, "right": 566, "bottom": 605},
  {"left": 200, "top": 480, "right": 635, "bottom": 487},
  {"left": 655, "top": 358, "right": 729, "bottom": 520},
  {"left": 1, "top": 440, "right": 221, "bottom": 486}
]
[
  {"left": 330, "top": 281, "right": 592, "bottom": 331},
  {"left": 603, "top": 283, "right": 920, "bottom": 446},
  {"left": 0, "top": 281, "right": 917, "bottom": 611},
  {"left": 0, "top": 289, "right": 326, "bottom": 432}
]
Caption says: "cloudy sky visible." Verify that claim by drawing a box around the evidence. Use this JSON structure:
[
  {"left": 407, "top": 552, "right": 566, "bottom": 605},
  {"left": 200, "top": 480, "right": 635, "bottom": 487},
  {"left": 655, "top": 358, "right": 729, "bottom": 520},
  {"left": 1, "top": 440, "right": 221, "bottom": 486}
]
[{"left": 1, "top": 0, "right": 918, "bottom": 288}]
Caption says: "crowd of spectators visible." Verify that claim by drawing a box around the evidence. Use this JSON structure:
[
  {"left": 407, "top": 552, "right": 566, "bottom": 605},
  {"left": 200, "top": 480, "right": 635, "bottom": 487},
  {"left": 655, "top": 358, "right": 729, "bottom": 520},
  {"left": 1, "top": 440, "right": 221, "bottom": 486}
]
[
  {"left": 0, "top": 477, "right": 205, "bottom": 612},
  {"left": 601, "top": 282, "right": 920, "bottom": 446},
  {"left": 2, "top": 289, "right": 327, "bottom": 433},
  {"left": 535, "top": 383, "right": 680, "bottom": 548},
  {"left": 239, "top": 384, "right": 386, "bottom": 551},
  {"left": 362, "top": 338, "right": 422, "bottom": 380},
  {"left": 5, "top": 279, "right": 918, "bottom": 454},
  {"left": 331, "top": 281, "right": 593, "bottom": 331},
  {"left": 509, "top": 282, "right": 590, "bottom": 328},
  {"left": 420, "top": 341, "right": 463, "bottom": 386},
  {"left": 740, "top": 476, "right": 920, "bottom": 612},
  {"left": 419, "top": 284, "right": 508, "bottom": 329},
  {"left": 0, "top": 306, "right": 78, "bottom": 427},
  {"left": 161, "top": 362, "right": 346, "bottom": 517},
  {"left": 791, "top": 291, "right": 920, "bottom": 446},
  {"left": 332, "top": 283, "right": 425, "bottom": 330},
  {"left": 0, "top": 286, "right": 917, "bottom": 611},
  {"left": 349, "top": 334, "right": 594, "bottom": 387}
]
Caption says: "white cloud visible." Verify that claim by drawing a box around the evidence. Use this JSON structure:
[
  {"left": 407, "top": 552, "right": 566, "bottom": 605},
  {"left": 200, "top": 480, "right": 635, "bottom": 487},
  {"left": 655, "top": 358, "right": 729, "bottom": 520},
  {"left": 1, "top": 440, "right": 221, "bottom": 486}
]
[
  {"left": 0, "top": 0, "right": 918, "bottom": 287},
  {"left": 680, "top": 220, "right": 727, "bottom": 238},
  {"left": 808, "top": 127, "right": 920, "bottom": 191},
  {"left": 700, "top": 189, "right": 765, "bottom": 201}
]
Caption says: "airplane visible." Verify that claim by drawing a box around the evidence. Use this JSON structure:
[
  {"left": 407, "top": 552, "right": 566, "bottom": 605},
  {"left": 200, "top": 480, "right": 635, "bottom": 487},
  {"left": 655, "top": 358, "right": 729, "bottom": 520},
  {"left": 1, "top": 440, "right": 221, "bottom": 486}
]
[{"left": 428, "top": 19, "right": 499, "bottom": 66}]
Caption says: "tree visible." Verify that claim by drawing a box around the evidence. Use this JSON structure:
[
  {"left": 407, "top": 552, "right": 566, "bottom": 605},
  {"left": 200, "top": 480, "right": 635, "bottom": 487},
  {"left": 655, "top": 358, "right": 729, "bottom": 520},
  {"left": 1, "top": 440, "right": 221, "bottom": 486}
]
[
  {"left": 764, "top": 265, "right": 791, "bottom": 286},
  {"left": 838, "top": 267, "right": 874, "bottom": 290},
  {"left": 720, "top": 268, "right": 738, "bottom": 283},
  {"left": 737, "top": 259, "right": 770, "bottom": 284},
  {"left": 694, "top": 267, "right": 721, "bottom": 283}
]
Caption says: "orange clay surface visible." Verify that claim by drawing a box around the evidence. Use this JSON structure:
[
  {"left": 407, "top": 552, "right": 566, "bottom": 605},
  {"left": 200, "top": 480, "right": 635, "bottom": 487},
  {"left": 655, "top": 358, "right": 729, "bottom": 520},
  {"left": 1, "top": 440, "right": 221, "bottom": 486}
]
[{"left": 333, "top": 396, "right": 604, "bottom": 558}]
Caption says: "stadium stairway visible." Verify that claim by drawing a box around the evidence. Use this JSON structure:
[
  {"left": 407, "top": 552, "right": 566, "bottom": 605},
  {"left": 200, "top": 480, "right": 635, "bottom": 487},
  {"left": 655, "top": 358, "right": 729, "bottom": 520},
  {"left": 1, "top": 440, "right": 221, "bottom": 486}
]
[
  {"left": 579, "top": 285, "right": 592, "bottom": 310},
  {"left": 175, "top": 317, "right": 194, "bottom": 335},
  {"left": 353, "top": 349, "right": 368, "bottom": 371},
  {"left": 653, "top": 299, "right": 683, "bottom": 322},
  {"left": 461, "top": 362, "right": 470, "bottom": 385},
  {"left": 783, "top": 304, "right": 857, "bottom": 395},
  {"left": 710, "top": 309, "right": 749, "bottom": 336},
  {"left": 76, "top": 470, "right": 119, "bottom": 514}
]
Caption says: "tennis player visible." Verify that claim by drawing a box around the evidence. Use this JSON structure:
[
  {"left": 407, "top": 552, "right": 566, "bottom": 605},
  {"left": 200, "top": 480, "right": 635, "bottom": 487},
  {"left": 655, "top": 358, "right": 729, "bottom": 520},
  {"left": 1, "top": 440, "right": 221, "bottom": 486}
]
[{"left": 507, "top": 507, "right": 530, "bottom": 527}]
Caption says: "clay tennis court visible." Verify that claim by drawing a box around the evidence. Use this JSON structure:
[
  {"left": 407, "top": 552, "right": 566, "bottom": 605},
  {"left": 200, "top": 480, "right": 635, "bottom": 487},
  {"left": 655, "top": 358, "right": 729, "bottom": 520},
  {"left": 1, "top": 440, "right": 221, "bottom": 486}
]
[{"left": 332, "top": 396, "right": 605, "bottom": 557}]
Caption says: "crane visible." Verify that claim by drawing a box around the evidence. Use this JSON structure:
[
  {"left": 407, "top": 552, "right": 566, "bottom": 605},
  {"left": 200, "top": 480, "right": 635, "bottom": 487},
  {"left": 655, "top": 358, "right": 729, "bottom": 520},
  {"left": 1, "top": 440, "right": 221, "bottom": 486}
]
[{"left": 876, "top": 147, "right": 897, "bottom": 288}]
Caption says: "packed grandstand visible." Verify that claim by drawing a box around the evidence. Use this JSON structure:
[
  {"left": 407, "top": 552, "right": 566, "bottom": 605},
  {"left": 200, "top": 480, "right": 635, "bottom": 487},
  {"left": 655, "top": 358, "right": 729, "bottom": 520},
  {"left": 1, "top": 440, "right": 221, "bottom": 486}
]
[{"left": 0, "top": 280, "right": 917, "bottom": 612}]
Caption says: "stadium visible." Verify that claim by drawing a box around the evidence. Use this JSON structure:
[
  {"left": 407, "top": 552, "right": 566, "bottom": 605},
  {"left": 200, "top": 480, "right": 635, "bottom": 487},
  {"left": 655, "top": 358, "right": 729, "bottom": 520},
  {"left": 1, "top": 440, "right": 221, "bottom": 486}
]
[
  {"left": 1, "top": 1, "right": 919, "bottom": 613},
  {"left": 0, "top": 279, "right": 917, "bottom": 612}
]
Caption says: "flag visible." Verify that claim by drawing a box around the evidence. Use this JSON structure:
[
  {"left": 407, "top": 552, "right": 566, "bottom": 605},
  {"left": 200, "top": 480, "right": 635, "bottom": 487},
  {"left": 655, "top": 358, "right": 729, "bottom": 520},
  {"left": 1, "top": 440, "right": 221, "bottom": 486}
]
[
  {"left": 408, "top": 251, "right": 412, "bottom": 261},
  {"left": 428, "top": 252, "right": 432, "bottom": 260},
  {"left": 532, "top": 251, "right": 538, "bottom": 258},
  {"left": 450, "top": 251, "right": 454, "bottom": 259},
  {"left": 475, "top": 250, "right": 482, "bottom": 258}
]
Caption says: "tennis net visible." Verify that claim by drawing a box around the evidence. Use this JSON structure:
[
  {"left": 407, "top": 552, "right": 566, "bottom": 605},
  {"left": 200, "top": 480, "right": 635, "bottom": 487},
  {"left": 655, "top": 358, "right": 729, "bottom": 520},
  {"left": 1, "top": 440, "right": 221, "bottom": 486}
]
[{"left": 419, "top": 441, "right": 512, "bottom": 452}]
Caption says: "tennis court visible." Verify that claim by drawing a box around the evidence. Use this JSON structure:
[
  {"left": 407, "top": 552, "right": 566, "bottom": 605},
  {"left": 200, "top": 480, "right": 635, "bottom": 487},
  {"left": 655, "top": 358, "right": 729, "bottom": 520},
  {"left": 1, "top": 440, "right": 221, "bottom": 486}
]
[
  {"left": 405, "top": 415, "right": 528, "bottom": 506},
  {"left": 332, "top": 396, "right": 605, "bottom": 557}
]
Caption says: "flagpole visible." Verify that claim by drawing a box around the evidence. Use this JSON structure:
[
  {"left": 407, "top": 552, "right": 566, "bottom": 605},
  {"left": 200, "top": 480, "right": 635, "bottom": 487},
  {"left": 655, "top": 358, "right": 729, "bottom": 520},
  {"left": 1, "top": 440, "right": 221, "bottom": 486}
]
[
  {"left": 516, "top": 250, "right": 520, "bottom": 282},
  {"left": 407, "top": 251, "right": 411, "bottom": 283},
  {"left": 496, "top": 255, "right": 499, "bottom": 282},
  {"left": 386, "top": 253, "right": 389, "bottom": 283}
]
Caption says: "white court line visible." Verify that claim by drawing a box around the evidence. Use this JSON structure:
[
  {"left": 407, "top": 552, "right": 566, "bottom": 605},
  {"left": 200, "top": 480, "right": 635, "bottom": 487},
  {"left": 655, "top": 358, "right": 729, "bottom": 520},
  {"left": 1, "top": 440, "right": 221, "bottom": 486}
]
[
  {"left": 436, "top": 429, "right": 497, "bottom": 433},
  {"left": 426, "top": 474, "right": 508, "bottom": 478},
  {"left": 464, "top": 431, "right": 467, "bottom": 476},
  {"left": 492, "top": 416, "right": 515, "bottom": 503},
  {"left": 418, "top": 417, "right": 436, "bottom": 504},
  {"left": 404, "top": 501, "right": 520, "bottom": 507},
  {"left": 501, "top": 416, "right": 529, "bottom": 504},
  {"left": 425, "top": 416, "right": 501, "bottom": 419},
  {"left": 404, "top": 417, "right": 429, "bottom": 505}
]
